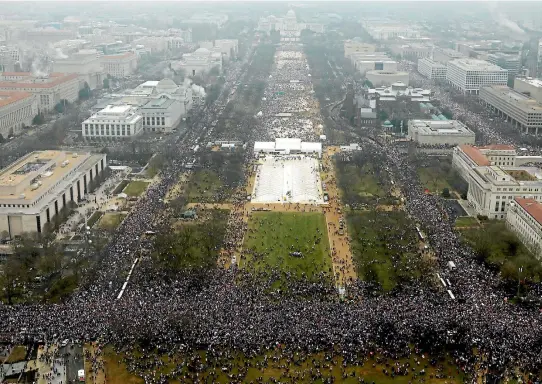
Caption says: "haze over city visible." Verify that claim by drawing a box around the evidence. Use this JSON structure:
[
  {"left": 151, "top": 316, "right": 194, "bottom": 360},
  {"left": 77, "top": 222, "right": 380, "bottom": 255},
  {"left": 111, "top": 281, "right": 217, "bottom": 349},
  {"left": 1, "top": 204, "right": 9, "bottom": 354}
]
[{"left": 0, "top": 1, "right": 541, "bottom": 383}]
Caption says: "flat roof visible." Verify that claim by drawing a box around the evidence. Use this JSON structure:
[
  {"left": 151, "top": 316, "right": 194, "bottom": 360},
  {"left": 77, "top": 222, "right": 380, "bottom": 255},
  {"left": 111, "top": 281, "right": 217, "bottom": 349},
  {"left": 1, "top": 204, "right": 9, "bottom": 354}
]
[
  {"left": 0, "top": 151, "right": 97, "bottom": 201},
  {"left": 0, "top": 91, "right": 33, "bottom": 108},
  {"left": 515, "top": 197, "right": 542, "bottom": 225},
  {"left": 459, "top": 145, "right": 491, "bottom": 166},
  {"left": 419, "top": 58, "right": 446, "bottom": 68},
  {"left": 101, "top": 105, "right": 132, "bottom": 114},
  {"left": 480, "top": 85, "right": 542, "bottom": 113},
  {"left": 515, "top": 77, "right": 542, "bottom": 88},
  {"left": 411, "top": 120, "right": 474, "bottom": 135},
  {"left": 0, "top": 73, "right": 79, "bottom": 89},
  {"left": 448, "top": 59, "right": 507, "bottom": 72}
]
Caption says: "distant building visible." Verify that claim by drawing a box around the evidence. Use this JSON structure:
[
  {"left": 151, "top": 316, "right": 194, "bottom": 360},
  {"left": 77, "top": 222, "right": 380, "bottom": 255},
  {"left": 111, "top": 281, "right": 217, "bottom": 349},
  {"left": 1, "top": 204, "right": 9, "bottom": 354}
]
[
  {"left": 0, "top": 72, "right": 79, "bottom": 112},
  {"left": 254, "top": 138, "right": 322, "bottom": 158},
  {"left": 506, "top": 198, "right": 542, "bottom": 258},
  {"left": 390, "top": 43, "right": 432, "bottom": 59},
  {"left": 100, "top": 52, "right": 138, "bottom": 78},
  {"left": 446, "top": 59, "right": 508, "bottom": 94},
  {"left": 52, "top": 49, "right": 104, "bottom": 90},
  {"left": 81, "top": 105, "right": 143, "bottom": 139},
  {"left": 368, "top": 82, "right": 431, "bottom": 102},
  {"left": 175, "top": 48, "right": 222, "bottom": 77},
  {"left": 432, "top": 47, "right": 465, "bottom": 64},
  {"left": 257, "top": 10, "right": 323, "bottom": 39},
  {"left": 487, "top": 53, "right": 521, "bottom": 76},
  {"left": 407, "top": 119, "right": 475, "bottom": 146},
  {"left": 0, "top": 91, "right": 38, "bottom": 137},
  {"left": 453, "top": 144, "right": 542, "bottom": 219},
  {"left": 417, "top": 58, "right": 447, "bottom": 80},
  {"left": 349, "top": 52, "right": 397, "bottom": 75},
  {"left": 514, "top": 77, "right": 542, "bottom": 104},
  {"left": 343, "top": 40, "right": 376, "bottom": 59},
  {"left": 21, "top": 28, "right": 76, "bottom": 44},
  {"left": 479, "top": 85, "right": 542, "bottom": 135},
  {"left": 366, "top": 70, "right": 409, "bottom": 87},
  {"left": 0, "top": 150, "right": 106, "bottom": 237}
]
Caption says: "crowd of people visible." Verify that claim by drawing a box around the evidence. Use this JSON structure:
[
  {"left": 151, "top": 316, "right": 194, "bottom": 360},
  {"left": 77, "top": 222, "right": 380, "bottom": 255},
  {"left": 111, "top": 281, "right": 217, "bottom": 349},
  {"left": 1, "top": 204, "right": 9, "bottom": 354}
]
[{"left": 1, "top": 45, "right": 542, "bottom": 383}]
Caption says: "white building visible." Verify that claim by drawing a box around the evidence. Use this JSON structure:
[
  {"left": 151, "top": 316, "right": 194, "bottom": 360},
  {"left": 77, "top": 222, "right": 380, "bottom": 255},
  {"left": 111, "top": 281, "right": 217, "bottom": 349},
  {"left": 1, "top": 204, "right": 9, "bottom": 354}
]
[
  {"left": 81, "top": 105, "right": 143, "bottom": 139},
  {"left": 52, "top": 49, "right": 104, "bottom": 90},
  {"left": 390, "top": 44, "right": 432, "bottom": 59},
  {"left": 343, "top": 40, "right": 376, "bottom": 59},
  {"left": 408, "top": 120, "right": 475, "bottom": 146},
  {"left": 257, "top": 10, "right": 323, "bottom": 39},
  {"left": 368, "top": 82, "right": 432, "bottom": 102},
  {"left": 140, "top": 97, "right": 182, "bottom": 133},
  {"left": 0, "top": 150, "right": 107, "bottom": 237},
  {"left": 417, "top": 58, "right": 447, "bottom": 80},
  {"left": 514, "top": 77, "right": 542, "bottom": 104},
  {"left": 0, "top": 72, "right": 79, "bottom": 113},
  {"left": 453, "top": 144, "right": 542, "bottom": 219},
  {"left": 176, "top": 48, "right": 222, "bottom": 77},
  {"left": 0, "top": 91, "right": 38, "bottom": 137},
  {"left": 213, "top": 39, "right": 238, "bottom": 60},
  {"left": 349, "top": 52, "right": 397, "bottom": 75},
  {"left": 254, "top": 138, "right": 322, "bottom": 158},
  {"left": 487, "top": 53, "right": 521, "bottom": 75},
  {"left": 100, "top": 52, "right": 138, "bottom": 78},
  {"left": 131, "top": 36, "right": 168, "bottom": 54},
  {"left": 432, "top": 47, "right": 465, "bottom": 64},
  {"left": 446, "top": 59, "right": 508, "bottom": 94},
  {"left": 479, "top": 85, "right": 542, "bottom": 135},
  {"left": 506, "top": 198, "right": 542, "bottom": 258},
  {"left": 361, "top": 21, "right": 424, "bottom": 41},
  {"left": 366, "top": 70, "right": 409, "bottom": 87}
]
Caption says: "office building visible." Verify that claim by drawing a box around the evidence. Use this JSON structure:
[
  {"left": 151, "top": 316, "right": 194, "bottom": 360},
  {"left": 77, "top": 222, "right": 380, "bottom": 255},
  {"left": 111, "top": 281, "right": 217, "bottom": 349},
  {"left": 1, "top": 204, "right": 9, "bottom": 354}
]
[
  {"left": 175, "top": 48, "right": 222, "bottom": 77},
  {"left": 390, "top": 44, "right": 432, "bottom": 59},
  {"left": 487, "top": 53, "right": 521, "bottom": 76},
  {"left": 506, "top": 198, "right": 542, "bottom": 258},
  {"left": 417, "top": 58, "right": 447, "bottom": 80},
  {"left": 0, "top": 91, "right": 38, "bottom": 137},
  {"left": 366, "top": 70, "right": 409, "bottom": 87},
  {"left": 432, "top": 47, "right": 465, "bottom": 64},
  {"left": 0, "top": 72, "right": 79, "bottom": 112},
  {"left": 52, "top": 49, "right": 104, "bottom": 90},
  {"left": 453, "top": 144, "right": 542, "bottom": 219},
  {"left": 514, "top": 77, "right": 542, "bottom": 104},
  {"left": 350, "top": 52, "right": 397, "bottom": 75},
  {"left": 81, "top": 105, "right": 143, "bottom": 139},
  {"left": 408, "top": 120, "right": 475, "bottom": 146},
  {"left": 343, "top": 40, "right": 376, "bottom": 59},
  {"left": 479, "top": 85, "right": 542, "bottom": 135},
  {"left": 446, "top": 59, "right": 508, "bottom": 94},
  {"left": 0, "top": 150, "right": 107, "bottom": 237},
  {"left": 100, "top": 52, "right": 138, "bottom": 78}
]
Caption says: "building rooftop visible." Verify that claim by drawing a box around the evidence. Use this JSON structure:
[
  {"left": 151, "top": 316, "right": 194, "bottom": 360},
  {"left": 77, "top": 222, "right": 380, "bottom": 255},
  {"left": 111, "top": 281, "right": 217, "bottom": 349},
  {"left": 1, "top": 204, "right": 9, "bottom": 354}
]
[
  {"left": 411, "top": 120, "right": 474, "bottom": 135},
  {"left": 515, "top": 77, "right": 542, "bottom": 88},
  {"left": 0, "top": 151, "right": 94, "bottom": 201},
  {"left": 515, "top": 197, "right": 542, "bottom": 225},
  {"left": 0, "top": 73, "right": 79, "bottom": 89},
  {"left": 142, "top": 97, "right": 176, "bottom": 109},
  {"left": 419, "top": 57, "right": 446, "bottom": 68},
  {"left": 480, "top": 85, "right": 542, "bottom": 113},
  {"left": 459, "top": 145, "right": 491, "bottom": 166},
  {"left": 0, "top": 91, "right": 33, "bottom": 108},
  {"left": 101, "top": 104, "right": 132, "bottom": 115},
  {"left": 101, "top": 52, "right": 136, "bottom": 60},
  {"left": 448, "top": 59, "right": 508, "bottom": 72}
]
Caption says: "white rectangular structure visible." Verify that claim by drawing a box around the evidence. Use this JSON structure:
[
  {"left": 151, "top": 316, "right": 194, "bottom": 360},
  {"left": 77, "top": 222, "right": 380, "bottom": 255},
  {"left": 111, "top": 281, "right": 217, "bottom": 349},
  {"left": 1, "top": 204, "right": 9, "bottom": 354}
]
[
  {"left": 408, "top": 120, "right": 475, "bottom": 146},
  {"left": 100, "top": 52, "right": 138, "bottom": 78},
  {"left": 252, "top": 155, "right": 323, "bottom": 204},
  {"left": 446, "top": 59, "right": 508, "bottom": 94},
  {"left": 514, "top": 77, "right": 542, "bottom": 104},
  {"left": 418, "top": 58, "right": 447, "bottom": 80},
  {"left": 140, "top": 97, "right": 182, "bottom": 133},
  {"left": 452, "top": 144, "right": 542, "bottom": 219},
  {"left": 506, "top": 198, "right": 542, "bottom": 258},
  {"left": 52, "top": 50, "right": 104, "bottom": 90},
  {"left": 82, "top": 105, "right": 143, "bottom": 139},
  {"left": 0, "top": 150, "right": 106, "bottom": 237},
  {"left": 343, "top": 41, "right": 376, "bottom": 59},
  {"left": 0, "top": 91, "right": 38, "bottom": 137},
  {"left": 254, "top": 138, "right": 322, "bottom": 158},
  {"left": 479, "top": 85, "right": 542, "bottom": 135},
  {"left": 432, "top": 47, "right": 465, "bottom": 64}
]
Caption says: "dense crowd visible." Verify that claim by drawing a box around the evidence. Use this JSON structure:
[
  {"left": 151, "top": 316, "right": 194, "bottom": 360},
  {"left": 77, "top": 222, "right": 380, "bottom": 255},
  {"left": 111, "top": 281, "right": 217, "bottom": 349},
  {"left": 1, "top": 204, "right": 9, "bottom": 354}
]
[{"left": 0, "top": 48, "right": 542, "bottom": 383}]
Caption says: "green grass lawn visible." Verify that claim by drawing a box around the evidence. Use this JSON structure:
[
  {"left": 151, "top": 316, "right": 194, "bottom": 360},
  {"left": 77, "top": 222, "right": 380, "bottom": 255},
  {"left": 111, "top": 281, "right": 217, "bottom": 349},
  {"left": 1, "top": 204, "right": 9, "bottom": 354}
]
[
  {"left": 241, "top": 212, "right": 332, "bottom": 281},
  {"left": 123, "top": 181, "right": 150, "bottom": 197},
  {"left": 186, "top": 170, "right": 226, "bottom": 202},
  {"left": 98, "top": 213, "right": 126, "bottom": 230},
  {"left": 87, "top": 211, "right": 103, "bottom": 228},
  {"left": 348, "top": 211, "right": 427, "bottom": 292},
  {"left": 105, "top": 347, "right": 466, "bottom": 384},
  {"left": 455, "top": 216, "right": 479, "bottom": 228},
  {"left": 337, "top": 163, "right": 387, "bottom": 200},
  {"left": 417, "top": 166, "right": 452, "bottom": 194},
  {"left": 5, "top": 346, "right": 26, "bottom": 363}
]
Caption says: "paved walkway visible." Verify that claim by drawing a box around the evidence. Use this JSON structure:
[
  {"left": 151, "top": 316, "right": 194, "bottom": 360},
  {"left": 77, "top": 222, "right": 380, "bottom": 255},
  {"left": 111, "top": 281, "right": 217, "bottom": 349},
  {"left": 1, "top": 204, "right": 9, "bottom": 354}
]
[
  {"left": 84, "top": 343, "right": 106, "bottom": 384},
  {"left": 26, "top": 344, "right": 66, "bottom": 384}
]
